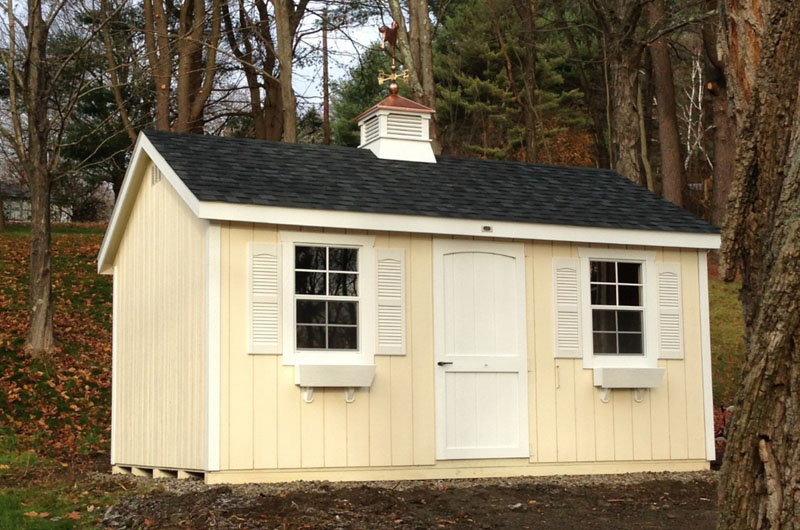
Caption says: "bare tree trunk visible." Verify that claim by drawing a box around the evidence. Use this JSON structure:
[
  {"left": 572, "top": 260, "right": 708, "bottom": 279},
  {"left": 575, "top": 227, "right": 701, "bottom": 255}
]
[
  {"left": 143, "top": 0, "right": 171, "bottom": 131},
  {"left": 512, "top": 0, "right": 537, "bottom": 163},
  {"left": 589, "top": 1, "right": 646, "bottom": 182},
  {"left": 0, "top": 187, "right": 6, "bottom": 231},
  {"left": 322, "top": 7, "right": 331, "bottom": 145},
  {"left": 703, "top": 4, "right": 734, "bottom": 228},
  {"left": 273, "top": 0, "right": 297, "bottom": 142},
  {"left": 645, "top": 0, "right": 685, "bottom": 205},
  {"left": 387, "top": 0, "right": 440, "bottom": 153},
  {"left": 717, "top": 2, "right": 800, "bottom": 528},
  {"left": 637, "top": 75, "right": 655, "bottom": 192},
  {"left": 609, "top": 45, "right": 643, "bottom": 183},
  {"left": 22, "top": 0, "right": 56, "bottom": 357}
]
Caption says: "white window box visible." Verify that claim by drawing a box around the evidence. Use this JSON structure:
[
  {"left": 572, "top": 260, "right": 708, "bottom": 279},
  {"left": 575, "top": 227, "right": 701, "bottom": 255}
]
[
  {"left": 592, "top": 367, "right": 665, "bottom": 389},
  {"left": 293, "top": 364, "right": 376, "bottom": 388}
]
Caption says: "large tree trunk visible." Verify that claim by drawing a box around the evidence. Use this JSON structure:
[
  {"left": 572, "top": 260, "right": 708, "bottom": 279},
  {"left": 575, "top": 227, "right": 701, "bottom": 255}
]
[
  {"left": 513, "top": 0, "right": 537, "bottom": 163},
  {"left": 608, "top": 44, "right": 643, "bottom": 183},
  {"left": 646, "top": 0, "right": 685, "bottom": 205},
  {"left": 143, "top": 0, "right": 171, "bottom": 131},
  {"left": 702, "top": 4, "right": 735, "bottom": 228},
  {"left": 387, "top": 0, "right": 440, "bottom": 153},
  {"left": 717, "top": 1, "right": 800, "bottom": 529},
  {"left": 22, "top": 0, "right": 56, "bottom": 357},
  {"left": 273, "top": 0, "right": 297, "bottom": 142},
  {"left": 0, "top": 188, "right": 6, "bottom": 231},
  {"left": 589, "top": 1, "right": 646, "bottom": 182}
]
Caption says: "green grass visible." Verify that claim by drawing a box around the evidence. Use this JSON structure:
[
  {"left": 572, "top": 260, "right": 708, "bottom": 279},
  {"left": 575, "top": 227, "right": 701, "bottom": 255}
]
[
  {"left": 0, "top": 490, "right": 76, "bottom": 529},
  {"left": 709, "top": 274, "right": 746, "bottom": 407}
]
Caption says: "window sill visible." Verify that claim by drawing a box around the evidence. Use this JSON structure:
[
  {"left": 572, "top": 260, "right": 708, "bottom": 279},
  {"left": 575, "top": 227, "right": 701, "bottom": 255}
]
[
  {"left": 293, "top": 363, "right": 376, "bottom": 388},
  {"left": 592, "top": 367, "right": 665, "bottom": 389}
]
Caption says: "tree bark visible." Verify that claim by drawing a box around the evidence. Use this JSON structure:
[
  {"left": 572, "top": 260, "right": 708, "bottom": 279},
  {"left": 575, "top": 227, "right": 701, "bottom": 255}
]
[
  {"left": 0, "top": 186, "right": 6, "bottom": 230},
  {"left": 589, "top": 0, "right": 646, "bottom": 182},
  {"left": 143, "top": 0, "right": 171, "bottom": 131},
  {"left": 387, "top": 0, "right": 440, "bottom": 153},
  {"left": 322, "top": 7, "right": 331, "bottom": 145},
  {"left": 22, "top": 0, "right": 56, "bottom": 357},
  {"left": 717, "top": 1, "right": 800, "bottom": 528},
  {"left": 702, "top": 3, "right": 734, "bottom": 228},
  {"left": 645, "top": 0, "right": 685, "bottom": 205},
  {"left": 273, "top": 0, "right": 297, "bottom": 142},
  {"left": 512, "top": 0, "right": 537, "bottom": 163}
]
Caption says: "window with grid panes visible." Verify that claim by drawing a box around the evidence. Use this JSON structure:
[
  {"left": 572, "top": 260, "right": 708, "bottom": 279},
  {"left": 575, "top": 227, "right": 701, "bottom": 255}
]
[
  {"left": 294, "top": 246, "right": 359, "bottom": 350},
  {"left": 590, "top": 260, "right": 644, "bottom": 355}
]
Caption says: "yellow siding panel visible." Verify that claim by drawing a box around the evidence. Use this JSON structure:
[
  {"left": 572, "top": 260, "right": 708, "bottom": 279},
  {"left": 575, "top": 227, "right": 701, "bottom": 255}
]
[
  {"left": 113, "top": 161, "right": 206, "bottom": 470},
  {"left": 650, "top": 360, "right": 672, "bottom": 459},
  {"left": 573, "top": 362, "right": 597, "bottom": 462},
  {"left": 323, "top": 390, "right": 348, "bottom": 467},
  {"left": 301, "top": 392, "right": 325, "bottom": 468},
  {"left": 369, "top": 356, "right": 393, "bottom": 466},
  {"left": 555, "top": 361, "right": 577, "bottom": 462},
  {"left": 594, "top": 388, "right": 616, "bottom": 461},
  {"left": 631, "top": 391, "right": 653, "bottom": 461},
  {"left": 277, "top": 364, "right": 302, "bottom": 468},
  {"left": 346, "top": 389, "right": 371, "bottom": 467},
  {"left": 612, "top": 391, "right": 634, "bottom": 461},
  {"left": 532, "top": 242, "right": 558, "bottom": 462},
  {"left": 681, "top": 250, "right": 707, "bottom": 459},
  {"left": 227, "top": 224, "right": 255, "bottom": 469},
  {"left": 410, "top": 235, "right": 435, "bottom": 465}
]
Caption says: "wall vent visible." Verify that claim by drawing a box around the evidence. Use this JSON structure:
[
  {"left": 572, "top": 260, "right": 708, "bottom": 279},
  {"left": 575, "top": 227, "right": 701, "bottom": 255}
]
[
  {"left": 387, "top": 113, "right": 423, "bottom": 139},
  {"left": 364, "top": 116, "right": 380, "bottom": 144},
  {"left": 151, "top": 166, "right": 162, "bottom": 185}
]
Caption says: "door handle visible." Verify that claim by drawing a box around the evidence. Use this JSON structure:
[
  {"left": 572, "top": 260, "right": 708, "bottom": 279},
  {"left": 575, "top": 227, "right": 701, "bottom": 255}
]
[{"left": 437, "top": 361, "right": 453, "bottom": 366}]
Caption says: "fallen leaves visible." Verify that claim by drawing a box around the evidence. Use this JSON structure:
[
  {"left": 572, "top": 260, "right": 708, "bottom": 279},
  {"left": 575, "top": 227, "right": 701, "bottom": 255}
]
[{"left": 0, "top": 228, "right": 112, "bottom": 460}]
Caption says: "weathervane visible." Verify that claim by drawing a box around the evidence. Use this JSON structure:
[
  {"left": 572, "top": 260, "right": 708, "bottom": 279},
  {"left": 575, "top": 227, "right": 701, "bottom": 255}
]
[{"left": 377, "top": 21, "right": 408, "bottom": 94}]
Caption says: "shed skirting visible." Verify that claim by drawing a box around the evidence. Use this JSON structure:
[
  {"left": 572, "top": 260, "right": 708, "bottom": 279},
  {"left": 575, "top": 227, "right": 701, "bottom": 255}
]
[{"left": 204, "top": 459, "right": 709, "bottom": 485}]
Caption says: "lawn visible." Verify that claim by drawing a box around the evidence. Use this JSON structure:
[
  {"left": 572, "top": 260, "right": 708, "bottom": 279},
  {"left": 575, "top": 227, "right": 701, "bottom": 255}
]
[{"left": 0, "top": 224, "right": 746, "bottom": 528}]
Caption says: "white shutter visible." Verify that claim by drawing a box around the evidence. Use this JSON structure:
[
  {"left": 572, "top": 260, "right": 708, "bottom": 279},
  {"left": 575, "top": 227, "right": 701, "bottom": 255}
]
[
  {"left": 376, "top": 248, "right": 406, "bottom": 355},
  {"left": 658, "top": 263, "right": 683, "bottom": 359},
  {"left": 249, "top": 243, "right": 281, "bottom": 354},
  {"left": 553, "top": 258, "right": 582, "bottom": 358}
]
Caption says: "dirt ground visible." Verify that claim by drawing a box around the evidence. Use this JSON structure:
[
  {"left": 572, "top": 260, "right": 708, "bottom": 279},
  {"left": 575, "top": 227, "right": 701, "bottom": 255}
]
[{"left": 101, "top": 471, "right": 718, "bottom": 529}]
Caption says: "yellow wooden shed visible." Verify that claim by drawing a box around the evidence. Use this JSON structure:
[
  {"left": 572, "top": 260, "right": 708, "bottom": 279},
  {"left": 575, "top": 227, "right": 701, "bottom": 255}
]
[{"left": 98, "top": 95, "right": 721, "bottom": 484}]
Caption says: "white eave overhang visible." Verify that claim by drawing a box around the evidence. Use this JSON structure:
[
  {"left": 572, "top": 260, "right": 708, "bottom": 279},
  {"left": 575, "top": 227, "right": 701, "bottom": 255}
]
[{"left": 96, "top": 133, "right": 722, "bottom": 274}]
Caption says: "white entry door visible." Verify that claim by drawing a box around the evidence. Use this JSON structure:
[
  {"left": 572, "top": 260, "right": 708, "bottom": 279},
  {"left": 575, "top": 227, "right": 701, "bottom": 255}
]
[{"left": 433, "top": 239, "right": 529, "bottom": 460}]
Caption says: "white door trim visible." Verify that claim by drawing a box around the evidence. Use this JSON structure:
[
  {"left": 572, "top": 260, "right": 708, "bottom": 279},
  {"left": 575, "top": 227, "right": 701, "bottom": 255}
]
[{"left": 433, "top": 239, "right": 530, "bottom": 460}]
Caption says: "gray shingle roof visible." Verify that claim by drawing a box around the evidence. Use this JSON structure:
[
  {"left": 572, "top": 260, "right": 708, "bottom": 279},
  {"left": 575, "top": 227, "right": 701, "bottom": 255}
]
[{"left": 144, "top": 130, "right": 718, "bottom": 234}]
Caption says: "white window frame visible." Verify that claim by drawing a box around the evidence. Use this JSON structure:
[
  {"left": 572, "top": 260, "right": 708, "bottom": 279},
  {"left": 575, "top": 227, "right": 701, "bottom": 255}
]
[
  {"left": 578, "top": 248, "right": 658, "bottom": 369},
  {"left": 280, "top": 231, "right": 376, "bottom": 366}
]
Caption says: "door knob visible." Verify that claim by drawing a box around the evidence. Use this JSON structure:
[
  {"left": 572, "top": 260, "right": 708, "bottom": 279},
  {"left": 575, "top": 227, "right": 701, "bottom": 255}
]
[{"left": 437, "top": 361, "right": 453, "bottom": 366}]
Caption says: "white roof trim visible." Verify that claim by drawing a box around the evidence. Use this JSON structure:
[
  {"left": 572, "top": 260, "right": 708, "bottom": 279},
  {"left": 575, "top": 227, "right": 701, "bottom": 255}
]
[
  {"left": 97, "top": 132, "right": 202, "bottom": 274},
  {"left": 98, "top": 134, "right": 721, "bottom": 273},
  {"left": 196, "top": 201, "right": 721, "bottom": 250}
]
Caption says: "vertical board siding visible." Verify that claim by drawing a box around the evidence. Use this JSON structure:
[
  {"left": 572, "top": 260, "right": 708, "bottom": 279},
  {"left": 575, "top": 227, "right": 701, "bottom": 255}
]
[
  {"left": 114, "top": 161, "right": 206, "bottom": 470},
  {"left": 217, "top": 228, "right": 708, "bottom": 471}
]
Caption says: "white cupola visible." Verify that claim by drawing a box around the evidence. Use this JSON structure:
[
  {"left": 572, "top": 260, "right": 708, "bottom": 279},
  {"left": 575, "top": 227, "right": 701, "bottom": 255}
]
[{"left": 355, "top": 89, "right": 437, "bottom": 164}]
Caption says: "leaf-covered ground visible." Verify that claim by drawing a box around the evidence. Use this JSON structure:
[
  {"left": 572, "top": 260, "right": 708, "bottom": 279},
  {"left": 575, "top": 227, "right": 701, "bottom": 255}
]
[{"left": 0, "top": 224, "right": 111, "bottom": 460}]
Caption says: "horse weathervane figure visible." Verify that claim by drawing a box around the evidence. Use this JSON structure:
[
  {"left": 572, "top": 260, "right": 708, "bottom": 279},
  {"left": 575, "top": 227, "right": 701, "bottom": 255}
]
[{"left": 377, "top": 21, "right": 408, "bottom": 94}]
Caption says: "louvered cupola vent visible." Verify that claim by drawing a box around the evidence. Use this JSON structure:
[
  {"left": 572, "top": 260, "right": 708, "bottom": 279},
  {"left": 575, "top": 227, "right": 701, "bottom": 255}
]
[{"left": 355, "top": 93, "right": 436, "bottom": 163}]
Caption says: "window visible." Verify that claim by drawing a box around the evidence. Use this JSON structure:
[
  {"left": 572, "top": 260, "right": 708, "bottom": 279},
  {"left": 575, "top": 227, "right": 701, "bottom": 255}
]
[
  {"left": 280, "top": 231, "right": 376, "bottom": 366},
  {"left": 590, "top": 260, "right": 644, "bottom": 355},
  {"left": 294, "top": 245, "right": 359, "bottom": 351},
  {"left": 577, "top": 248, "right": 657, "bottom": 370}
]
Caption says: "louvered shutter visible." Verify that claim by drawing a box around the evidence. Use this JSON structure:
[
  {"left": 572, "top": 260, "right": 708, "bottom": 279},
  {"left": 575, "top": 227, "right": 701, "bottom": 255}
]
[
  {"left": 658, "top": 263, "right": 683, "bottom": 359},
  {"left": 376, "top": 249, "right": 406, "bottom": 355},
  {"left": 553, "top": 258, "right": 582, "bottom": 358},
  {"left": 249, "top": 243, "right": 281, "bottom": 354}
]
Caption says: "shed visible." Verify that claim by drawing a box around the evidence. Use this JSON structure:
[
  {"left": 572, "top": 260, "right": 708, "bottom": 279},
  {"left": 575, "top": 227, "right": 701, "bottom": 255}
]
[{"left": 98, "top": 94, "right": 720, "bottom": 484}]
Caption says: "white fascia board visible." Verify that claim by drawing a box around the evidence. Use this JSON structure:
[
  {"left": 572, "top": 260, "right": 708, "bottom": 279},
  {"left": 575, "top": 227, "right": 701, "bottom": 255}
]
[
  {"left": 96, "top": 132, "right": 202, "bottom": 274},
  {"left": 698, "top": 251, "right": 716, "bottom": 461},
  {"left": 196, "top": 201, "right": 722, "bottom": 250}
]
